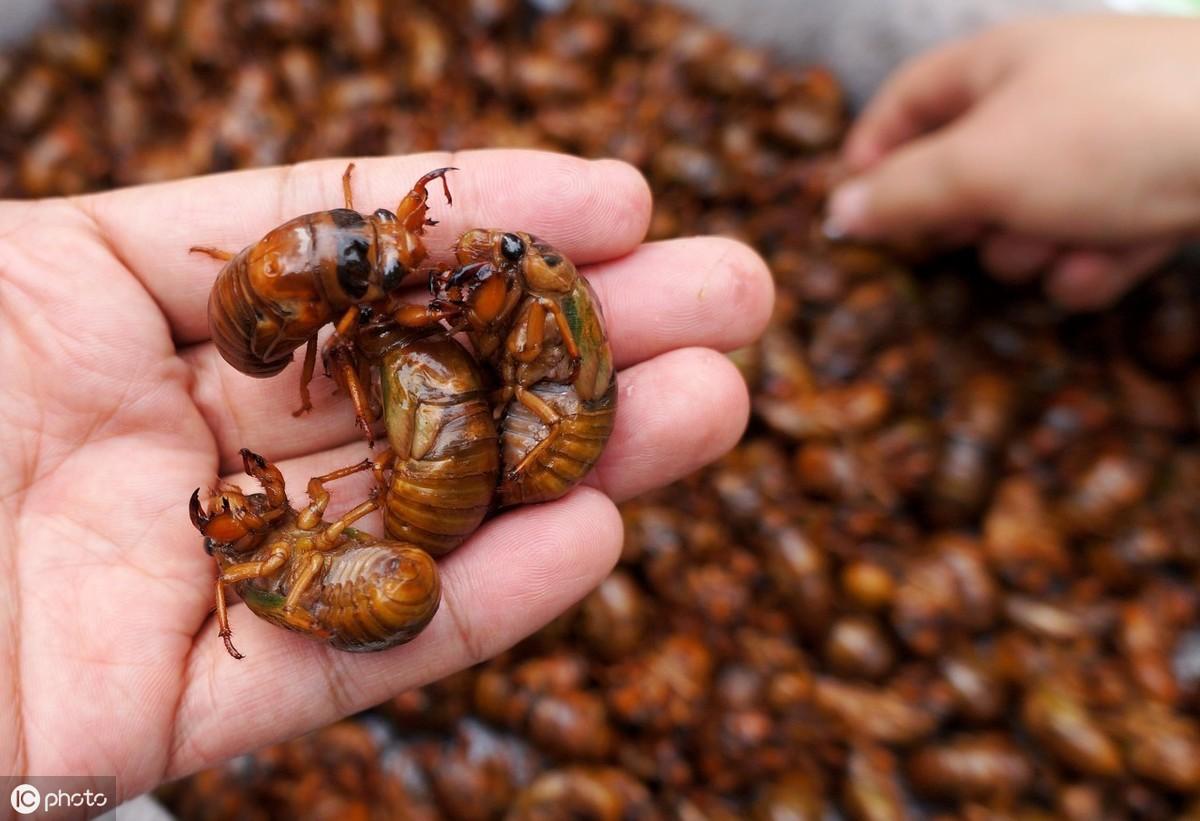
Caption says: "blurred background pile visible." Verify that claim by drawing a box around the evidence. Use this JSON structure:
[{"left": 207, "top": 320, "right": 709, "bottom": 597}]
[{"left": 6, "top": 0, "right": 1200, "bottom": 818}]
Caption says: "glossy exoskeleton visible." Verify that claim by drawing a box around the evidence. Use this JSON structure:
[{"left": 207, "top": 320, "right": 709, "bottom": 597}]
[
  {"left": 194, "top": 163, "right": 455, "bottom": 419},
  {"left": 431, "top": 230, "right": 617, "bottom": 507},
  {"left": 328, "top": 315, "right": 500, "bottom": 556},
  {"left": 189, "top": 449, "right": 440, "bottom": 658}
]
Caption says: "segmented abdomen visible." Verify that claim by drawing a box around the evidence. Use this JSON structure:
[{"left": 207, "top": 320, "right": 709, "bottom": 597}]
[
  {"left": 207, "top": 250, "right": 294, "bottom": 377},
  {"left": 379, "top": 335, "right": 500, "bottom": 556},
  {"left": 317, "top": 543, "right": 440, "bottom": 652},
  {"left": 499, "top": 380, "right": 618, "bottom": 507},
  {"left": 384, "top": 430, "right": 499, "bottom": 556}
]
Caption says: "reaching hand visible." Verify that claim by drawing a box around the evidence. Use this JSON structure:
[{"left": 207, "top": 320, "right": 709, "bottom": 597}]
[
  {"left": 0, "top": 150, "right": 772, "bottom": 801},
  {"left": 827, "top": 16, "right": 1200, "bottom": 310}
]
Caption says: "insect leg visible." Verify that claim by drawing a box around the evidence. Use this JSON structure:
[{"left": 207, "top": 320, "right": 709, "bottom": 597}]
[
  {"left": 292, "top": 337, "right": 318, "bottom": 417},
  {"left": 189, "top": 246, "right": 235, "bottom": 261},
  {"left": 313, "top": 497, "right": 381, "bottom": 550},
  {"left": 396, "top": 167, "right": 456, "bottom": 231},
  {"left": 508, "top": 386, "right": 565, "bottom": 478},
  {"left": 213, "top": 575, "right": 244, "bottom": 659},
  {"left": 506, "top": 301, "right": 547, "bottom": 364},
  {"left": 240, "top": 449, "right": 288, "bottom": 510},
  {"left": 342, "top": 162, "right": 356, "bottom": 210},
  {"left": 371, "top": 448, "right": 396, "bottom": 489},
  {"left": 325, "top": 343, "right": 376, "bottom": 446},
  {"left": 296, "top": 458, "right": 375, "bottom": 530},
  {"left": 538, "top": 297, "right": 582, "bottom": 361},
  {"left": 280, "top": 552, "right": 325, "bottom": 614},
  {"left": 320, "top": 306, "right": 375, "bottom": 445},
  {"left": 391, "top": 301, "right": 460, "bottom": 328},
  {"left": 220, "top": 541, "right": 290, "bottom": 583}
]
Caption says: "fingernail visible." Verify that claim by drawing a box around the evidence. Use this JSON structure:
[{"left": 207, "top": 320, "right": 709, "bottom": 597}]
[{"left": 823, "top": 180, "right": 870, "bottom": 241}]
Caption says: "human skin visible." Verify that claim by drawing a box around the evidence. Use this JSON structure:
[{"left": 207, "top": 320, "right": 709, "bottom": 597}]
[
  {"left": 0, "top": 150, "right": 773, "bottom": 801},
  {"left": 826, "top": 16, "right": 1200, "bottom": 310}
]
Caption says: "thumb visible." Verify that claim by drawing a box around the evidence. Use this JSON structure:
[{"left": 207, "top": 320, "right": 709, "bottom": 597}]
[{"left": 826, "top": 128, "right": 985, "bottom": 241}]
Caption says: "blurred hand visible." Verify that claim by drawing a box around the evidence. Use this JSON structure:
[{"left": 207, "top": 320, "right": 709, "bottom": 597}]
[
  {"left": 0, "top": 150, "right": 772, "bottom": 801},
  {"left": 826, "top": 16, "right": 1200, "bottom": 310}
]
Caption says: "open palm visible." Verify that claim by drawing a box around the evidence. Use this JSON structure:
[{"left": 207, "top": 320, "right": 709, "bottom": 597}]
[{"left": 0, "top": 150, "right": 772, "bottom": 802}]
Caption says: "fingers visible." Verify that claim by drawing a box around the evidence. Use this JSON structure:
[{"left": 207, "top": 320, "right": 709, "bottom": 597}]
[
  {"left": 587, "top": 237, "right": 773, "bottom": 366},
  {"left": 1043, "top": 243, "right": 1174, "bottom": 311},
  {"left": 981, "top": 233, "right": 1057, "bottom": 282},
  {"left": 976, "top": 231, "right": 1175, "bottom": 311},
  {"left": 585, "top": 347, "right": 749, "bottom": 502},
  {"left": 184, "top": 236, "right": 771, "bottom": 471},
  {"left": 168, "top": 485, "right": 622, "bottom": 781},
  {"left": 843, "top": 33, "right": 1005, "bottom": 172},
  {"left": 74, "top": 150, "right": 652, "bottom": 344},
  {"left": 827, "top": 124, "right": 984, "bottom": 240}
]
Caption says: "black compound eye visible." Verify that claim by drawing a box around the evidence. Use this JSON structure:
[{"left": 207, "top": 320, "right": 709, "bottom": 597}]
[
  {"left": 500, "top": 233, "right": 525, "bottom": 262},
  {"left": 374, "top": 208, "right": 397, "bottom": 223},
  {"left": 381, "top": 258, "right": 405, "bottom": 292},
  {"left": 336, "top": 237, "right": 371, "bottom": 299}
]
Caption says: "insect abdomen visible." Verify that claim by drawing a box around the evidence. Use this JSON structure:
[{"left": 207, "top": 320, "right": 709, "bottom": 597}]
[
  {"left": 384, "top": 437, "right": 499, "bottom": 556},
  {"left": 208, "top": 252, "right": 293, "bottom": 377},
  {"left": 379, "top": 336, "right": 500, "bottom": 556},
  {"left": 499, "top": 380, "right": 618, "bottom": 507},
  {"left": 318, "top": 543, "right": 440, "bottom": 652}
]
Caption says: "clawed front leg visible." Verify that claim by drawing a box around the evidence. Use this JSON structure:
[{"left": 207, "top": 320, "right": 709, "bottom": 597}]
[
  {"left": 395, "top": 167, "right": 456, "bottom": 232},
  {"left": 240, "top": 448, "right": 288, "bottom": 510}
]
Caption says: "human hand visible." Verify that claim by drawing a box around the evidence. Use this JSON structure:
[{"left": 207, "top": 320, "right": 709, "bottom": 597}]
[
  {"left": 0, "top": 150, "right": 772, "bottom": 802},
  {"left": 826, "top": 16, "right": 1200, "bottom": 310}
]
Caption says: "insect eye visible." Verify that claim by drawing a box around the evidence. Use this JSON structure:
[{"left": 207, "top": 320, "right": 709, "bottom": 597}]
[
  {"left": 381, "top": 258, "right": 405, "bottom": 292},
  {"left": 336, "top": 237, "right": 371, "bottom": 298},
  {"left": 500, "top": 233, "right": 525, "bottom": 262},
  {"left": 374, "top": 208, "right": 397, "bottom": 223}
]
